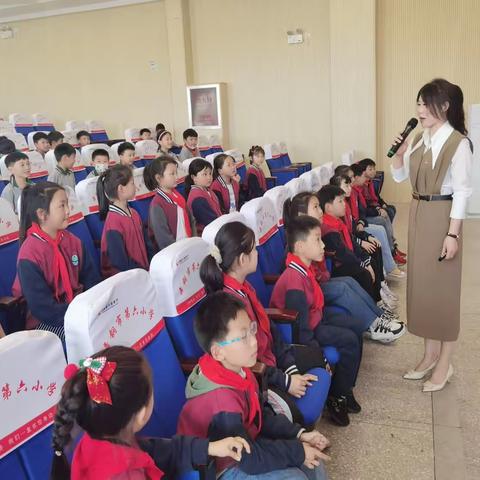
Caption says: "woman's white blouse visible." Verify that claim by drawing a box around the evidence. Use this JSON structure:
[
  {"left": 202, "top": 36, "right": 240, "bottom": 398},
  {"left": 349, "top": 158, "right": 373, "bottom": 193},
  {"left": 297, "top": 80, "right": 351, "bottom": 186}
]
[{"left": 391, "top": 122, "right": 473, "bottom": 219}]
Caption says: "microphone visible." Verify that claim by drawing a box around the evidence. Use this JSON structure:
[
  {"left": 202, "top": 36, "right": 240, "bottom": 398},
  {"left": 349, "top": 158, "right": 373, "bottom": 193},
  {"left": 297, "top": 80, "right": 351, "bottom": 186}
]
[{"left": 387, "top": 118, "right": 418, "bottom": 158}]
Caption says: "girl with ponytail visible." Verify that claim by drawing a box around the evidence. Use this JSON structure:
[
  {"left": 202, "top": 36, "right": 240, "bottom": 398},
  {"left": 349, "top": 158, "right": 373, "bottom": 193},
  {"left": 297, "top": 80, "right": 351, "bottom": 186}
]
[
  {"left": 200, "top": 221, "right": 331, "bottom": 426},
  {"left": 245, "top": 146, "right": 267, "bottom": 200},
  {"left": 96, "top": 164, "right": 149, "bottom": 278},
  {"left": 210, "top": 154, "right": 241, "bottom": 214},
  {"left": 51, "top": 345, "right": 250, "bottom": 479},
  {"left": 12, "top": 182, "right": 99, "bottom": 341}
]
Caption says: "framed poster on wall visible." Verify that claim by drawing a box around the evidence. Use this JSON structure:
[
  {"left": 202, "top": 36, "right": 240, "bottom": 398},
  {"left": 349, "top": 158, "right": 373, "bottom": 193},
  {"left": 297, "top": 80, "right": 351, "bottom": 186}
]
[{"left": 187, "top": 84, "right": 223, "bottom": 129}]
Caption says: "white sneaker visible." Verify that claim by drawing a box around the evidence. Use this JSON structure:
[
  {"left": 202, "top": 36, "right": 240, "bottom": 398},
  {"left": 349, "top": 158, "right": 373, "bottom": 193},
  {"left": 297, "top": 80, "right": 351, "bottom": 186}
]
[
  {"left": 380, "top": 289, "right": 398, "bottom": 310},
  {"left": 381, "top": 284, "right": 399, "bottom": 302},
  {"left": 367, "top": 317, "right": 406, "bottom": 344},
  {"left": 381, "top": 309, "right": 401, "bottom": 321}
]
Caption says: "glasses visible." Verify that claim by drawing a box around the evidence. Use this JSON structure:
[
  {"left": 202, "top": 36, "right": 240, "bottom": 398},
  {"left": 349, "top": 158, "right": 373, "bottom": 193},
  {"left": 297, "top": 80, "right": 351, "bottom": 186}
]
[{"left": 216, "top": 322, "right": 257, "bottom": 347}]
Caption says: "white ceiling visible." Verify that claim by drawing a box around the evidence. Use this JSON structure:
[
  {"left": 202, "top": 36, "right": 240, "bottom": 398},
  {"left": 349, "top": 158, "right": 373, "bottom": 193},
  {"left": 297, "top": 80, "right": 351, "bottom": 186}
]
[{"left": 0, "top": 0, "right": 157, "bottom": 23}]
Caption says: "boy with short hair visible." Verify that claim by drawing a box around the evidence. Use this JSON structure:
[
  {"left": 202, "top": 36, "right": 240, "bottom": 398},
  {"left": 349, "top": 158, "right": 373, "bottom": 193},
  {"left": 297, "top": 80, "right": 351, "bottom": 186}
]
[
  {"left": 48, "top": 143, "right": 76, "bottom": 189},
  {"left": 47, "top": 131, "right": 64, "bottom": 150},
  {"left": 270, "top": 215, "right": 363, "bottom": 426},
  {"left": 1, "top": 151, "right": 33, "bottom": 214},
  {"left": 117, "top": 142, "right": 136, "bottom": 168},
  {"left": 179, "top": 128, "right": 200, "bottom": 161},
  {"left": 139, "top": 128, "right": 152, "bottom": 140},
  {"left": 76, "top": 130, "right": 91, "bottom": 147},
  {"left": 178, "top": 292, "right": 329, "bottom": 479},
  {"left": 87, "top": 148, "right": 110, "bottom": 178},
  {"left": 33, "top": 132, "right": 50, "bottom": 158}
]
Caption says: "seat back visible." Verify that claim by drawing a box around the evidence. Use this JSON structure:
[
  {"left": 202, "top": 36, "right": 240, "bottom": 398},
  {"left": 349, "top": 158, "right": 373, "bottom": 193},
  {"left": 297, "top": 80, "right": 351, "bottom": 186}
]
[
  {"left": 263, "top": 143, "right": 283, "bottom": 170},
  {"left": 124, "top": 128, "right": 141, "bottom": 143},
  {"left": 60, "top": 130, "right": 80, "bottom": 148},
  {"left": 340, "top": 150, "right": 354, "bottom": 166},
  {"left": 201, "top": 212, "right": 248, "bottom": 246},
  {"left": 26, "top": 131, "right": 48, "bottom": 151},
  {"left": 205, "top": 152, "right": 222, "bottom": 167},
  {"left": 86, "top": 120, "right": 109, "bottom": 143},
  {"left": 311, "top": 166, "right": 323, "bottom": 189},
  {"left": 285, "top": 177, "right": 308, "bottom": 198},
  {"left": 80, "top": 144, "right": 114, "bottom": 168},
  {"left": 0, "top": 198, "right": 20, "bottom": 297},
  {"left": 209, "top": 134, "right": 223, "bottom": 153},
  {"left": 65, "top": 269, "right": 186, "bottom": 437},
  {"left": 0, "top": 120, "right": 15, "bottom": 134},
  {"left": 129, "top": 167, "right": 154, "bottom": 224},
  {"left": 263, "top": 185, "right": 289, "bottom": 244},
  {"left": 75, "top": 177, "right": 103, "bottom": 242},
  {"left": 9, "top": 113, "right": 35, "bottom": 139},
  {"left": 0, "top": 331, "right": 66, "bottom": 479},
  {"left": 197, "top": 135, "right": 210, "bottom": 157},
  {"left": 65, "top": 120, "right": 88, "bottom": 132},
  {"left": 300, "top": 171, "right": 315, "bottom": 192},
  {"left": 135, "top": 139, "right": 158, "bottom": 163},
  {"left": 26, "top": 152, "right": 49, "bottom": 183},
  {"left": 150, "top": 238, "right": 210, "bottom": 359},
  {"left": 32, "top": 113, "right": 55, "bottom": 132},
  {"left": 3, "top": 132, "right": 28, "bottom": 152}
]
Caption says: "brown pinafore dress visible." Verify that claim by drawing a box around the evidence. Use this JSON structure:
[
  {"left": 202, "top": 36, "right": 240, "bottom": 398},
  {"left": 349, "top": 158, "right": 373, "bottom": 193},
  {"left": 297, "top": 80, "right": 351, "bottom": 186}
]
[{"left": 407, "top": 130, "right": 464, "bottom": 341}]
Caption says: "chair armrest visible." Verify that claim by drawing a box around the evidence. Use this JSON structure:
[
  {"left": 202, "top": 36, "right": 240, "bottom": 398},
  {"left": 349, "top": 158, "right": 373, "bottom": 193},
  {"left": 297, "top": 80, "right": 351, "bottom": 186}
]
[
  {"left": 292, "top": 162, "right": 312, "bottom": 167},
  {"left": 270, "top": 167, "right": 299, "bottom": 173},
  {"left": 262, "top": 274, "right": 280, "bottom": 285},
  {"left": 265, "top": 308, "right": 298, "bottom": 323}
]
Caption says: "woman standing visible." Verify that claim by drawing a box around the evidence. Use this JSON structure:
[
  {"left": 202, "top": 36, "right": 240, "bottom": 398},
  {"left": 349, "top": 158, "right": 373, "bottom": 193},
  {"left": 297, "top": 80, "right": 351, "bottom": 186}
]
[{"left": 390, "top": 78, "right": 472, "bottom": 392}]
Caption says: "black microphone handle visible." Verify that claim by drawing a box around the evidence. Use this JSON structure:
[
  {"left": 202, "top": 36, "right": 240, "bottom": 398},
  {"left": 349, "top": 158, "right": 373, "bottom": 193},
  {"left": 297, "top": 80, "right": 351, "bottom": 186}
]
[{"left": 387, "top": 124, "right": 415, "bottom": 158}]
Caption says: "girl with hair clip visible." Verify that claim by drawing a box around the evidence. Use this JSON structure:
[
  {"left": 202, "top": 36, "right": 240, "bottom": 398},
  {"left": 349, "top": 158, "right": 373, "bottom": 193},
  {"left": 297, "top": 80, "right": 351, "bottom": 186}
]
[
  {"left": 51, "top": 345, "right": 251, "bottom": 480},
  {"left": 200, "top": 221, "right": 333, "bottom": 427},
  {"left": 185, "top": 158, "right": 222, "bottom": 235},
  {"left": 211, "top": 154, "right": 242, "bottom": 214},
  {"left": 97, "top": 164, "right": 149, "bottom": 278},
  {"left": 245, "top": 145, "right": 267, "bottom": 200},
  {"left": 283, "top": 193, "right": 405, "bottom": 344},
  {"left": 143, "top": 155, "right": 196, "bottom": 253},
  {"left": 12, "top": 182, "right": 100, "bottom": 341}
]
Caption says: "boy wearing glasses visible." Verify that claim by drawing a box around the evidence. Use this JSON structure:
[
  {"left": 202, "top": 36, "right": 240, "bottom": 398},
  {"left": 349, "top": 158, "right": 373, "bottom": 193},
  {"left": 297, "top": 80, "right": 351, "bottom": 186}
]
[{"left": 177, "top": 292, "right": 329, "bottom": 480}]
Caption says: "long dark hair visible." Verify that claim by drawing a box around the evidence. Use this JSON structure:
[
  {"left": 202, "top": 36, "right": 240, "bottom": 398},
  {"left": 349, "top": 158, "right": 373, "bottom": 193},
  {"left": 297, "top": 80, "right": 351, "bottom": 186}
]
[
  {"left": 417, "top": 78, "right": 467, "bottom": 135},
  {"left": 143, "top": 155, "right": 178, "bottom": 191},
  {"left": 200, "top": 222, "right": 256, "bottom": 293},
  {"left": 19, "top": 182, "right": 65, "bottom": 244},
  {"left": 212, "top": 153, "right": 234, "bottom": 179},
  {"left": 185, "top": 158, "right": 212, "bottom": 197},
  {"left": 96, "top": 164, "right": 133, "bottom": 220},
  {"left": 248, "top": 145, "right": 265, "bottom": 159},
  {"left": 50, "top": 346, "right": 152, "bottom": 479},
  {"left": 283, "top": 192, "right": 317, "bottom": 229}
]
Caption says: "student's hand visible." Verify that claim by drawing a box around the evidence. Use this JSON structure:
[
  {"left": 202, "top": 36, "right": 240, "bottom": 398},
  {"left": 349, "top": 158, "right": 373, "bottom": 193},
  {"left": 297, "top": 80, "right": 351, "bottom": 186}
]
[
  {"left": 300, "top": 431, "right": 331, "bottom": 450},
  {"left": 208, "top": 437, "right": 251, "bottom": 461},
  {"left": 356, "top": 223, "right": 364, "bottom": 232},
  {"left": 233, "top": 174, "right": 241, "bottom": 183},
  {"left": 441, "top": 236, "right": 459, "bottom": 260},
  {"left": 392, "top": 133, "right": 409, "bottom": 158},
  {"left": 288, "top": 373, "right": 318, "bottom": 398},
  {"left": 366, "top": 265, "right": 375, "bottom": 282},
  {"left": 369, "top": 236, "right": 381, "bottom": 248},
  {"left": 361, "top": 241, "right": 376, "bottom": 254},
  {"left": 379, "top": 208, "right": 388, "bottom": 218},
  {"left": 302, "top": 443, "right": 331, "bottom": 468}
]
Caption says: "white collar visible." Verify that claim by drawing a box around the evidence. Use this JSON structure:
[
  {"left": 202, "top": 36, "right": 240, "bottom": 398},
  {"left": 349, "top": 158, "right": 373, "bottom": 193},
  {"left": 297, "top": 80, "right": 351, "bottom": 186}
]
[{"left": 422, "top": 121, "right": 454, "bottom": 151}]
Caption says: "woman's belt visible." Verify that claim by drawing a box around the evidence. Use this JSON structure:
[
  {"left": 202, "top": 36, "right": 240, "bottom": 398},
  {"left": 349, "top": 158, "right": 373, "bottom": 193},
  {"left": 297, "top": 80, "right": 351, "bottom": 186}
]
[{"left": 412, "top": 193, "right": 453, "bottom": 201}]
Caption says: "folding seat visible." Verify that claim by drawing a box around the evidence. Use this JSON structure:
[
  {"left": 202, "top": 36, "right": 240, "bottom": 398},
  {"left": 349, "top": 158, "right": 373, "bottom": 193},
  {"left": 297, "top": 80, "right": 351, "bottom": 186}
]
[
  {"left": 129, "top": 167, "right": 154, "bottom": 224},
  {"left": 311, "top": 166, "right": 323, "bottom": 190},
  {"left": 0, "top": 120, "right": 15, "bottom": 134},
  {"left": 60, "top": 130, "right": 80, "bottom": 148},
  {"left": 278, "top": 141, "right": 312, "bottom": 173},
  {"left": 75, "top": 177, "right": 104, "bottom": 243},
  {"left": 9, "top": 113, "right": 35, "bottom": 139},
  {"left": 65, "top": 269, "right": 187, "bottom": 437},
  {"left": 208, "top": 135, "right": 223, "bottom": 154},
  {"left": 86, "top": 120, "right": 109, "bottom": 143},
  {"left": 32, "top": 113, "right": 55, "bottom": 132},
  {"left": 150, "top": 238, "right": 210, "bottom": 360},
  {"left": 263, "top": 185, "right": 290, "bottom": 246},
  {"left": 263, "top": 143, "right": 298, "bottom": 185},
  {"left": 25, "top": 152, "right": 48, "bottom": 184},
  {"left": 3, "top": 132, "right": 28, "bottom": 152},
  {"left": 197, "top": 135, "right": 210, "bottom": 158},
  {"left": 135, "top": 139, "right": 159, "bottom": 166},
  {"left": 284, "top": 176, "right": 308, "bottom": 199},
  {"left": 204, "top": 151, "right": 222, "bottom": 167},
  {"left": 319, "top": 163, "right": 333, "bottom": 186},
  {"left": 0, "top": 330, "right": 66, "bottom": 479},
  {"left": 300, "top": 171, "right": 315, "bottom": 192},
  {"left": 65, "top": 120, "right": 88, "bottom": 132},
  {"left": 124, "top": 127, "right": 141, "bottom": 143},
  {"left": 223, "top": 148, "right": 247, "bottom": 183}
]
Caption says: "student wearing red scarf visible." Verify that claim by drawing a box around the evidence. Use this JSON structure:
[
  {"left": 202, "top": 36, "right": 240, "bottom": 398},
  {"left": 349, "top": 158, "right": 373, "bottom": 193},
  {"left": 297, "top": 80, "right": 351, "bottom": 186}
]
[
  {"left": 179, "top": 128, "right": 200, "bottom": 161},
  {"left": 13, "top": 182, "right": 100, "bottom": 342},
  {"left": 178, "top": 293, "right": 329, "bottom": 479},
  {"left": 270, "top": 216, "right": 364, "bottom": 427}
]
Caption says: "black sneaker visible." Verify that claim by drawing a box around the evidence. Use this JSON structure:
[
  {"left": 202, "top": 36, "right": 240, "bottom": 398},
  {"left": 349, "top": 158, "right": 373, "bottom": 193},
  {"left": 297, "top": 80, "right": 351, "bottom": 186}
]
[
  {"left": 346, "top": 392, "right": 361, "bottom": 413},
  {"left": 326, "top": 396, "right": 350, "bottom": 426}
]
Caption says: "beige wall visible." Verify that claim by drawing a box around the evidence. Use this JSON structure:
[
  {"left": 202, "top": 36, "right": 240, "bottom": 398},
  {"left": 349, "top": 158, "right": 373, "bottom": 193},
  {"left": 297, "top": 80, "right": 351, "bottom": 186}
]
[
  {"left": 0, "top": 2, "right": 173, "bottom": 138},
  {"left": 377, "top": 0, "right": 480, "bottom": 202}
]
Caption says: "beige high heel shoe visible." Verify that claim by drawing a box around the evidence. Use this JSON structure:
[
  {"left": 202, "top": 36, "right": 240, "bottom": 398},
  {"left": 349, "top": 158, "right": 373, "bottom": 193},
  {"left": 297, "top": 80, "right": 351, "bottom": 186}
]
[
  {"left": 423, "top": 365, "right": 454, "bottom": 393},
  {"left": 403, "top": 360, "right": 437, "bottom": 380}
]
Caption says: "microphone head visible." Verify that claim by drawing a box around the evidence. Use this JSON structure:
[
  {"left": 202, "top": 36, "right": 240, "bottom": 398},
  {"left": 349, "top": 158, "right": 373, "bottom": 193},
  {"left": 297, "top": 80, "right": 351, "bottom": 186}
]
[{"left": 407, "top": 118, "right": 419, "bottom": 129}]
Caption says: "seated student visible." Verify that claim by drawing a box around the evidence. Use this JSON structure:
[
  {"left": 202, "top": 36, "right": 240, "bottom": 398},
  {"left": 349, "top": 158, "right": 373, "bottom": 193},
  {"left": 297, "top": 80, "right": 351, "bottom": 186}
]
[
  {"left": 33, "top": 132, "right": 50, "bottom": 158},
  {"left": 270, "top": 216, "right": 363, "bottom": 426},
  {"left": 186, "top": 158, "right": 222, "bottom": 235},
  {"left": 353, "top": 161, "right": 406, "bottom": 265},
  {"left": 157, "top": 130, "right": 181, "bottom": 163},
  {"left": 117, "top": 141, "right": 136, "bottom": 169},
  {"left": 47, "top": 131, "right": 65, "bottom": 150},
  {"left": 143, "top": 155, "right": 195, "bottom": 252},
  {"left": 0, "top": 135, "right": 16, "bottom": 156},
  {"left": 86, "top": 148, "right": 110, "bottom": 179},
  {"left": 12, "top": 182, "right": 100, "bottom": 341},
  {"left": 179, "top": 128, "right": 200, "bottom": 161},
  {"left": 358, "top": 158, "right": 397, "bottom": 223},
  {"left": 52, "top": 345, "right": 251, "bottom": 480},
  {"left": 155, "top": 122, "right": 166, "bottom": 136},
  {"left": 76, "top": 130, "right": 91, "bottom": 148},
  {"left": 211, "top": 154, "right": 241, "bottom": 214},
  {"left": 200, "top": 221, "right": 331, "bottom": 426},
  {"left": 97, "top": 165, "right": 149, "bottom": 277},
  {"left": 333, "top": 172, "right": 405, "bottom": 280},
  {"left": 140, "top": 127, "right": 152, "bottom": 141},
  {"left": 245, "top": 145, "right": 268, "bottom": 200},
  {"left": 48, "top": 143, "right": 77, "bottom": 190},
  {"left": 1, "top": 151, "right": 33, "bottom": 214},
  {"left": 178, "top": 292, "right": 330, "bottom": 479},
  {"left": 333, "top": 164, "right": 353, "bottom": 177}
]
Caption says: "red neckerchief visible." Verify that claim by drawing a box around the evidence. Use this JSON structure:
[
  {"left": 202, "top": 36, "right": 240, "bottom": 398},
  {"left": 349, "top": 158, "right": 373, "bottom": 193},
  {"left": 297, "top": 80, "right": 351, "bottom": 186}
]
[
  {"left": 348, "top": 190, "right": 360, "bottom": 222},
  {"left": 285, "top": 253, "right": 324, "bottom": 311},
  {"left": 344, "top": 199, "right": 353, "bottom": 234},
  {"left": 27, "top": 223, "right": 74, "bottom": 303},
  {"left": 366, "top": 180, "right": 379, "bottom": 204},
  {"left": 248, "top": 165, "right": 267, "bottom": 191},
  {"left": 72, "top": 433, "right": 164, "bottom": 480},
  {"left": 198, "top": 354, "right": 262, "bottom": 431},
  {"left": 223, "top": 273, "right": 274, "bottom": 348},
  {"left": 352, "top": 185, "right": 367, "bottom": 209},
  {"left": 184, "top": 144, "right": 199, "bottom": 156},
  {"left": 322, "top": 213, "right": 354, "bottom": 251},
  {"left": 157, "top": 188, "right": 192, "bottom": 237}
]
